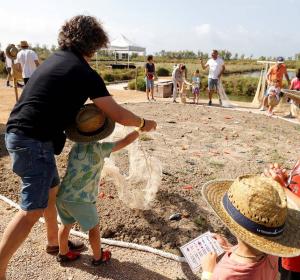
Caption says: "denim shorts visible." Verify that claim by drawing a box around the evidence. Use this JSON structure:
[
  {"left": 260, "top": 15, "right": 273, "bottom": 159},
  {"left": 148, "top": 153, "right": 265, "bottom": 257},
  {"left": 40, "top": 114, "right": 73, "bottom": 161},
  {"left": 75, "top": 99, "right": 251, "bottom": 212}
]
[
  {"left": 208, "top": 78, "right": 219, "bottom": 90},
  {"left": 56, "top": 199, "right": 99, "bottom": 232},
  {"left": 145, "top": 78, "right": 154, "bottom": 89},
  {"left": 5, "top": 132, "right": 60, "bottom": 211}
]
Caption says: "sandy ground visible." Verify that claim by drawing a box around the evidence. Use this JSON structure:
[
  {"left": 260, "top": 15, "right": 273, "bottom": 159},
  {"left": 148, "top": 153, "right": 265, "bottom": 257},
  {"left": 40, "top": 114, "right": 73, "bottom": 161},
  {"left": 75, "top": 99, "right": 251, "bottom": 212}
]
[
  {"left": 0, "top": 200, "right": 196, "bottom": 280},
  {"left": 1, "top": 79, "right": 300, "bottom": 279}
]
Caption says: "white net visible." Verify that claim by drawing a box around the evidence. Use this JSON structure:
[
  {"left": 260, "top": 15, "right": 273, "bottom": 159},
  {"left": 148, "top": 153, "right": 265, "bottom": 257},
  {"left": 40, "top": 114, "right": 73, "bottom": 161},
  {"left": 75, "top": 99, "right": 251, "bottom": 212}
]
[
  {"left": 218, "top": 80, "right": 235, "bottom": 108},
  {"left": 101, "top": 125, "right": 162, "bottom": 210}
]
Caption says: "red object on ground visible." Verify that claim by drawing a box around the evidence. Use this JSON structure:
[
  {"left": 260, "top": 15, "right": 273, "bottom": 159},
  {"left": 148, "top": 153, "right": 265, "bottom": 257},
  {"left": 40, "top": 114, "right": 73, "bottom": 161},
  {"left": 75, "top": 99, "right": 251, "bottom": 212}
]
[
  {"left": 224, "top": 116, "right": 232, "bottom": 119},
  {"left": 182, "top": 185, "right": 193, "bottom": 190},
  {"left": 98, "top": 192, "right": 105, "bottom": 199}
]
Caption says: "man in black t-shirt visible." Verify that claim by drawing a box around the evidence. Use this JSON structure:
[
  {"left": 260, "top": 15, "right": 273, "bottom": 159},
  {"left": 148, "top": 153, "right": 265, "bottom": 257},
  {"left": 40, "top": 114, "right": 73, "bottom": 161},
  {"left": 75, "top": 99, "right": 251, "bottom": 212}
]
[
  {"left": 0, "top": 15, "right": 156, "bottom": 277},
  {"left": 145, "top": 55, "right": 156, "bottom": 101}
]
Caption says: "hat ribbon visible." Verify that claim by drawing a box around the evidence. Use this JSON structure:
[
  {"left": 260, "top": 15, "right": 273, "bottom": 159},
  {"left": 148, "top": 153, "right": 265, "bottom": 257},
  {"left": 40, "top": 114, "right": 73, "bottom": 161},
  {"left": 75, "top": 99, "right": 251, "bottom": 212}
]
[
  {"left": 76, "top": 118, "right": 108, "bottom": 136},
  {"left": 222, "top": 193, "right": 285, "bottom": 237}
]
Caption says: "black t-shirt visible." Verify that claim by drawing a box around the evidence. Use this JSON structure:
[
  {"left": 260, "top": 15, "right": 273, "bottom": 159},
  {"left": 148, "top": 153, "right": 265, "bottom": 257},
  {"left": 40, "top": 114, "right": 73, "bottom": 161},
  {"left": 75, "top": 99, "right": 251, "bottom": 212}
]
[
  {"left": 145, "top": 62, "right": 155, "bottom": 74},
  {"left": 7, "top": 49, "right": 110, "bottom": 142}
]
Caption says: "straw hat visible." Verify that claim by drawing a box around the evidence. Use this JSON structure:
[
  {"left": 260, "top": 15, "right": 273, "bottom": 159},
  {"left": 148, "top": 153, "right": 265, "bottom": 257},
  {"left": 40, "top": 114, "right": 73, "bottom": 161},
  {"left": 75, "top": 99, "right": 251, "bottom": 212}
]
[
  {"left": 65, "top": 104, "right": 115, "bottom": 143},
  {"left": 202, "top": 175, "right": 300, "bottom": 257},
  {"left": 5, "top": 44, "right": 18, "bottom": 60},
  {"left": 19, "top": 41, "right": 29, "bottom": 48}
]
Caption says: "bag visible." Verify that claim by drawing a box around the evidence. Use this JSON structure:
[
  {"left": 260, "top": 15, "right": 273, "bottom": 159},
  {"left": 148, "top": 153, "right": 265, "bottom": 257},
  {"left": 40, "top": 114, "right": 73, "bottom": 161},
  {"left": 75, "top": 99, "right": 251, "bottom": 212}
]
[
  {"left": 52, "top": 132, "right": 66, "bottom": 155},
  {"left": 147, "top": 73, "right": 154, "bottom": 80}
]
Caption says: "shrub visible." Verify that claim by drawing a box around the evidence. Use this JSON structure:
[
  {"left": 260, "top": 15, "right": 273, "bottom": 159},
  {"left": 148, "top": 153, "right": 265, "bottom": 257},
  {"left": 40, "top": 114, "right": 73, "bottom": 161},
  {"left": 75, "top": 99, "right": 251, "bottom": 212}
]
[
  {"left": 102, "top": 72, "right": 114, "bottom": 82},
  {"left": 0, "top": 62, "right": 6, "bottom": 77},
  {"left": 136, "top": 77, "right": 146, "bottom": 91},
  {"left": 156, "top": 67, "right": 170, "bottom": 76},
  {"left": 127, "top": 77, "right": 146, "bottom": 91},
  {"left": 128, "top": 80, "right": 136, "bottom": 90}
]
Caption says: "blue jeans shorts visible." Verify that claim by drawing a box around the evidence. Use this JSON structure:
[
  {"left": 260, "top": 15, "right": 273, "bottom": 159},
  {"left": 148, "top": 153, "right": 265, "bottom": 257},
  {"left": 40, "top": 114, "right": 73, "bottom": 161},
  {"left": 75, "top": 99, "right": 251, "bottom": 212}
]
[
  {"left": 145, "top": 78, "right": 154, "bottom": 90},
  {"left": 5, "top": 132, "right": 60, "bottom": 211},
  {"left": 208, "top": 78, "right": 219, "bottom": 90},
  {"left": 56, "top": 199, "right": 99, "bottom": 232}
]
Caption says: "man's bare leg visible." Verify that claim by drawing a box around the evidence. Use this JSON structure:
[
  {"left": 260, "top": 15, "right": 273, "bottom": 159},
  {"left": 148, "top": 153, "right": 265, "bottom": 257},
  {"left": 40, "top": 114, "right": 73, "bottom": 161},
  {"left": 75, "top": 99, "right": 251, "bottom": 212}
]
[
  {"left": 44, "top": 186, "right": 59, "bottom": 246},
  {"left": 0, "top": 209, "right": 43, "bottom": 279}
]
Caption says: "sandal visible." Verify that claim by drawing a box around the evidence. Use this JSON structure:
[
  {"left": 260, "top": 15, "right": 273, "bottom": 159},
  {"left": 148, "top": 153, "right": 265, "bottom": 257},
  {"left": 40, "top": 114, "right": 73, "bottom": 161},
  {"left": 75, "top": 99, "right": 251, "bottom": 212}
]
[
  {"left": 56, "top": 250, "right": 80, "bottom": 263},
  {"left": 91, "top": 249, "right": 112, "bottom": 266},
  {"left": 46, "top": 239, "right": 85, "bottom": 254}
]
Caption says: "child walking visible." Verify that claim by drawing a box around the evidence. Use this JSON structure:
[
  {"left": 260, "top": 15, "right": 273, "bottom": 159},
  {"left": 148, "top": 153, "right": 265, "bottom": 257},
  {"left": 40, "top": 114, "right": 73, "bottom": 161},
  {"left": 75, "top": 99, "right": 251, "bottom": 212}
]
[
  {"left": 192, "top": 70, "right": 201, "bottom": 104},
  {"left": 56, "top": 104, "right": 142, "bottom": 265}
]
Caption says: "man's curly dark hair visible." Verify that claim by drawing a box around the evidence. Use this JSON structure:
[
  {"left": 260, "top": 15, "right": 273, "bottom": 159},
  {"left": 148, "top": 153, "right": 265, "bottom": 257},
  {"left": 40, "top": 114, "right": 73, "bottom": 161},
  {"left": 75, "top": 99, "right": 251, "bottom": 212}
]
[{"left": 58, "top": 15, "right": 109, "bottom": 57}]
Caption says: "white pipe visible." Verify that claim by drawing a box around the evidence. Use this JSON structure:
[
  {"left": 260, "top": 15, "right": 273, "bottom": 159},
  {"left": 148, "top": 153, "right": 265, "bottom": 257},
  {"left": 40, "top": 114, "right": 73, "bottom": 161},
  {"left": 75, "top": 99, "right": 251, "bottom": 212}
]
[{"left": 0, "top": 194, "right": 186, "bottom": 263}]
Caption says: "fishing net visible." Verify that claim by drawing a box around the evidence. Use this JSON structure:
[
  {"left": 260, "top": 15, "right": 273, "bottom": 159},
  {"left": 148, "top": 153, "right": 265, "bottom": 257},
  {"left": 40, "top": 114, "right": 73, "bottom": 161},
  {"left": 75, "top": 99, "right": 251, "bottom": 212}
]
[
  {"left": 218, "top": 80, "right": 235, "bottom": 108},
  {"left": 101, "top": 125, "right": 162, "bottom": 210}
]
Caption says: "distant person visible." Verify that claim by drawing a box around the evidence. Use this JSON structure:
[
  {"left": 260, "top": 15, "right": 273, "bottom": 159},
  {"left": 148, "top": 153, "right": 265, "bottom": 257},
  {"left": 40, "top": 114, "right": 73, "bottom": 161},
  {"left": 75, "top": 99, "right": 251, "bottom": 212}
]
[
  {"left": 15, "top": 40, "right": 39, "bottom": 84},
  {"left": 172, "top": 64, "right": 187, "bottom": 103},
  {"left": 192, "top": 69, "right": 201, "bottom": 104},
  {"left": 1, "top": 15, "right": 156, "bottom": 279},
  {"left": 56, "top": 104, "right": 141, "bottom": 264},
  {"left": 261, "top": 57, "right": 290, "bottom": 111},
  {"left": 201, "top": 174, "right": 300, "bottom": 280},
  {"left": 145, "top": 55, "right": 156, "bottom": 101},
  {"left": 285, "top": 68, "right": 300, "bottom": 118},
  {"left": 200, "top": 50, "right": 225, "bottom": 106},
  {"left": 4, "top": 53, "right": 12, "bottom": 87}
]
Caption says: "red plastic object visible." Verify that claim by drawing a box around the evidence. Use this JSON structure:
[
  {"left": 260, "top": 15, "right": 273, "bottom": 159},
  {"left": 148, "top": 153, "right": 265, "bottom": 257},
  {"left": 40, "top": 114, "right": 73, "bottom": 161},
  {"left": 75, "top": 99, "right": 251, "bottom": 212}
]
[
  {"left": 98, "top": 192, "right": 105, "bottom": 199},
  {"left": 182, "top": 185, "right": 193, "bottom": 190}
]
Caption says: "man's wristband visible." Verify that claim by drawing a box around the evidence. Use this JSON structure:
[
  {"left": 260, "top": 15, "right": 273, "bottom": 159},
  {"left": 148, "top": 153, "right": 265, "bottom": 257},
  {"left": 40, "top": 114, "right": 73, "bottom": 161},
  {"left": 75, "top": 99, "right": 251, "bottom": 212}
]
[
  {"left": 139, "top": 118, "right": 145, "bottom": 129},
  {"left": 201, "top": 271, "right": 212, "bottom": 280}
]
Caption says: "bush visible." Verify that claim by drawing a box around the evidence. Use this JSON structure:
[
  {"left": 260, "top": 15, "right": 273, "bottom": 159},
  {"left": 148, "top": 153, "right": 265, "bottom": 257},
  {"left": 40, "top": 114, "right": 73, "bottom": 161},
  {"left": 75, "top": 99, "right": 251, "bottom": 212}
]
[
  {"left": 0, "top": 62, "right": 6, "bottom": 77},
  {"left": 127, "top": 77, "right": 146, "bottom": 91},
  {"left": 102, "top": 72, "right": 115, "bottom": 82},
  {"left": 156, "top": 67, "right": 170, "bottom": 76}
]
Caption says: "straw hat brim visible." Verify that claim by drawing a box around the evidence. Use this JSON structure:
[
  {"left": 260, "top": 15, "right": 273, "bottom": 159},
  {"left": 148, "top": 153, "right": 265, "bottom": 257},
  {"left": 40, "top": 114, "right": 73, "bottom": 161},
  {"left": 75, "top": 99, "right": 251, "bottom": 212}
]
[
  {"left": 65, "top": 116, "right": 115, "bottom": 143},
  {"left": 202, "top": 179, "right": 300, "bottom": 257},
  {"left": 5, "top": 44, "right": 18, "bottom": 60}
]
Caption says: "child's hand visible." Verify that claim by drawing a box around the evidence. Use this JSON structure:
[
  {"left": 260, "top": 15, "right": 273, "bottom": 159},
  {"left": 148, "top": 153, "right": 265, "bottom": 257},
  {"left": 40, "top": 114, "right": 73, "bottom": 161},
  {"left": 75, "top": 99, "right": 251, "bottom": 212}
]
[
  {"left": 201, "top": 252, "right": 217, "bottom": 273},
  {"left": 264, "top": 163, "right": 288, "bottom": 187},
  {"left": 211, "top": 233, "right": 232, "bottom": 251}
]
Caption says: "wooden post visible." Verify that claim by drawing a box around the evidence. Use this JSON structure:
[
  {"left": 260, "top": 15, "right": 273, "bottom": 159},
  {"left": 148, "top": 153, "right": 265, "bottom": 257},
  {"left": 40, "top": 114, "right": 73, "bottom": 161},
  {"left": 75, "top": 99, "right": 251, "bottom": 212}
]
[
  {"left": 135, "top": 67, "right": 138, "bottom": 90},
  {"left": 11, "top": 60, "right": 18, "bottom": 102}
]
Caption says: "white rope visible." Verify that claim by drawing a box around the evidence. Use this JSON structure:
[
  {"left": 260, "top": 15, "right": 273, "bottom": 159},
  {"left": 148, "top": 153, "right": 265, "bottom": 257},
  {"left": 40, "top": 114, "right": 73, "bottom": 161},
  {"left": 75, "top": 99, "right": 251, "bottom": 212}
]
[{"left": 0, "top": 194, "right": 186, "bottom": 263}]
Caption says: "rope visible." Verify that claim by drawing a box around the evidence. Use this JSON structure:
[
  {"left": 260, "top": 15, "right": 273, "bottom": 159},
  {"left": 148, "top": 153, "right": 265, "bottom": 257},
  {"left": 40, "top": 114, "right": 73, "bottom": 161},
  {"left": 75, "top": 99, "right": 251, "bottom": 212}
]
[{"left": 0, "top": 195, "right": 186, "bottom": 263}]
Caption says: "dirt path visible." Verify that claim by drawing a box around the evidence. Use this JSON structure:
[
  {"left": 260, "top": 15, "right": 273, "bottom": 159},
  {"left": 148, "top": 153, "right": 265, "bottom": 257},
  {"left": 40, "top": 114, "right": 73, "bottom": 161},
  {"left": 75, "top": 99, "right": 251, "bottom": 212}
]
[{"left": 0, "top": 199, "right": 196, "bottom": 280}]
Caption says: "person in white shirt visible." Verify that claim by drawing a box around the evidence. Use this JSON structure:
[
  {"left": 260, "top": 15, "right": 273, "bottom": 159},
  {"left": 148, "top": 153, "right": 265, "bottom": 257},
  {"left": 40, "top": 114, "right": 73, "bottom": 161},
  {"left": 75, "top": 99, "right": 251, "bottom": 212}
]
[
  {"left": 16, "top": 41, "right": 39, "bottom": 84},
  {"left": 200, "top": 50, "right": 225, "bottom": 106},
  {"left": 5, "top": 54, "right": 12, "bottom": 87}
]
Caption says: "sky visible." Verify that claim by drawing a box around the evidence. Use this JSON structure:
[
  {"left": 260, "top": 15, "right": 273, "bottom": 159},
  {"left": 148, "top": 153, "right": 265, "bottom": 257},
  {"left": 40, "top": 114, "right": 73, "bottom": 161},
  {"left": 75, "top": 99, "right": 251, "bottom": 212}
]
[{"left": 0, "top": 0, "right": 299, "bottom": 58}]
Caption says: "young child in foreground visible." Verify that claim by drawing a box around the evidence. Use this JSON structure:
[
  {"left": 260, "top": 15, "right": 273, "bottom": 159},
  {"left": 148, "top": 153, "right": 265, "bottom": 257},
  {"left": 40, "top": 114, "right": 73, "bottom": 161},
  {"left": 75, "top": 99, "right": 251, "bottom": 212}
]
[
  {"left": 192, "top": 70, "right": 201, "bottom": 104},
  {"left": 56, "top": 106, "right": 141, "bottom": 265},
  {"left": 264, "top": 79, "right": 282, "bottom": 116}
]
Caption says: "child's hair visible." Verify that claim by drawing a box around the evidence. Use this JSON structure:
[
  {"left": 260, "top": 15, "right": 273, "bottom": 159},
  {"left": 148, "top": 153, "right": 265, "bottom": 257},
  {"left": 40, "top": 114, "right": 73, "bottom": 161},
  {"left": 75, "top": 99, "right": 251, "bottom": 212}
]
[
  {"left": 147, "top": 55, "right": 153, "bottom": 61},
  {"left": 195, "top": 69, "right": 200, "bottom": 74}
]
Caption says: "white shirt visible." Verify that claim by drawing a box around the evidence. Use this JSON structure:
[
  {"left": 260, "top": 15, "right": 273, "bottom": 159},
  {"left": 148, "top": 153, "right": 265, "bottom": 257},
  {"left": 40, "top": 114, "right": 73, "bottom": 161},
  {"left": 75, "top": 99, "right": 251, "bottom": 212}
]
[
  {"left": 5, "top": 56, "right": 12, "bottom": 68},
  {"left": 205, "top": 57, "right": 224, "bottom": 79},
  {"left": 172, "top": 66, "right": 183, "bottom": 82},
  {"left": 16, "top": 49, "right": 38, "bottom": 78}
]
